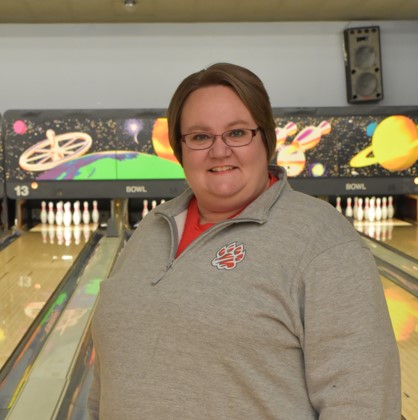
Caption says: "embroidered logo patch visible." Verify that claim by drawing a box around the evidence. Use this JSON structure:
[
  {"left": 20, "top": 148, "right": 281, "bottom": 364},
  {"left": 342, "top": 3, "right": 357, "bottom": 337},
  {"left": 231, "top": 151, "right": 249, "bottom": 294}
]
[{"left": 211, "top": 242, "right": 246, "bottom": 270}]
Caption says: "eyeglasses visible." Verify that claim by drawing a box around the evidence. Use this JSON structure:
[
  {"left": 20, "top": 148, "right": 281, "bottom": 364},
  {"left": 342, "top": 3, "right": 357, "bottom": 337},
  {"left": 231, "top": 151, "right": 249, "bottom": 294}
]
[{"left": 181, "top": 128, "right": 259, "bottom": 150}]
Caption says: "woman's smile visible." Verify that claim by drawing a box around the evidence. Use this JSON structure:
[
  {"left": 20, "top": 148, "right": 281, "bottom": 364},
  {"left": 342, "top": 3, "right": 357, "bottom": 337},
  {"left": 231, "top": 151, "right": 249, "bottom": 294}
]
[{"left": 180, "top": 85, "right": 269, "bottom": 220}]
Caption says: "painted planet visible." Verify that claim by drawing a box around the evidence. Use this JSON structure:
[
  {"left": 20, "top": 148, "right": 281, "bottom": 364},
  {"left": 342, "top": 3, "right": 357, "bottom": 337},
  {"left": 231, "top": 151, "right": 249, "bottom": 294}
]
[
  {"left": 366, "top": 121, "right": 378, "bottom": 137},
  {"left": 310, "top": 163, "right": 326, "bottom": 177},
  {"left": 350, "top": 115, "right": 418, "bottom": 171},
  {"left": 277, "top": 146, "right": 306, "bottom": 177},
  {"left": 13, "top": 120, "right": 27, "bottom": 135},
  {"left": 152, "top": 118, "right": 179, "bottom": 164},
  {"left": 37, "top": 151, "right": 185, "bottom": 180}
]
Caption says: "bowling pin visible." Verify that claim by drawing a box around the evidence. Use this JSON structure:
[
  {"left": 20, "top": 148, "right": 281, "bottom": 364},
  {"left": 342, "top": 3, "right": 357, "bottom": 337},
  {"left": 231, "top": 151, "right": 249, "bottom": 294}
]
[
  {"left": 375, "top": 198, "right": 382, "bottom": 222},
  {"left": 55, "top": 201, "right": 64, "bottom": 226},
  {"left": 368, "top": 197, "right": 376, "bottom": 222},
  {"left": 353, "top": 197, "right": 359, "bottom": 220},
  {"left": 82, "top": 201, "right": 90, "bottom": 224},
  {"left": 364, "top": 197, "right": 370, "bottom": 221},
  {"left": 151, "top": 200, "right": 157, "bottom": 210},
  {"left": 63, "top": 202, "right": 72, "bottom": 227},
  {"left": 142, "top": 199, "right": 149, "bottom": 218},
  {"left": 92, "top": 200, "right": 100, "bottom": 224},
  {"left": 335, "top": 196, "right": 342, "bottom": 213},
  {"left": 40, "top": 201, "right": 48, "bottom": 224},
  {"left": 73, "top": 201, "right": 81, "bottom": 225},
  {"left": 381, "top": 197, "right": 388, "bottom": 220},
  {"left": 47, "top": 202, "right": 55, "bottom": 225},
  {"left": 160, "top": 199, "right": 166, "bottom": 205},
  {"left": 345, "top": 197, "right": 353, "bottom": 218},
  {"left": 357, "top": 198, "right": 364, "bottom": 221},
  {"left": 388, "top": 196, "right": 395, "bottom": 219}
]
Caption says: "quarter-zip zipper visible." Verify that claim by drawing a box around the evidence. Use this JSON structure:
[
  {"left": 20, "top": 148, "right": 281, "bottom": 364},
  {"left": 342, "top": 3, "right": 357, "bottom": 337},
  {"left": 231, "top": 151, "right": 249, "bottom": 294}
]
[
  {"left": 151, "top": 213, "right": 178, "bottom": 285},
  {"left": 151, "top": 214, "right": 265, "bottom": 285}
]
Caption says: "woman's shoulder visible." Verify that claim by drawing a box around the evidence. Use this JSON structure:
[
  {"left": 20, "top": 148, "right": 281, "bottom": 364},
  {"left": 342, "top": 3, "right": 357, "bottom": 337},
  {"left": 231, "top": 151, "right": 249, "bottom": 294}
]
[{"left": 273, "top": 188, "right": 362, "bottom": 245}]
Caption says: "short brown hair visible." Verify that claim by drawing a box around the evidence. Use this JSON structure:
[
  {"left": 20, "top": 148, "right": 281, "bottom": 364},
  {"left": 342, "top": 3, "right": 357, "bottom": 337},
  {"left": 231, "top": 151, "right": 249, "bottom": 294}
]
[{"left": 167, "top": 63, "right": 276, "bottom": 165}]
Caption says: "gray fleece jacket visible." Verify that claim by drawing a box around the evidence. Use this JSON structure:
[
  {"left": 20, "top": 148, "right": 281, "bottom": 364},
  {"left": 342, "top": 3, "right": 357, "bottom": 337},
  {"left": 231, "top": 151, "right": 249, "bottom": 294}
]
[{"left": 89, "top": 166, "right": 401, "bottom": 419}]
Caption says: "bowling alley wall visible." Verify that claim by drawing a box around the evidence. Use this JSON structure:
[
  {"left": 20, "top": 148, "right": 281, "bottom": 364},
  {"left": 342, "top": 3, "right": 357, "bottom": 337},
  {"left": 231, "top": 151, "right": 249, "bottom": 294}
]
[
  {"left": 0, "top": 21, "right": 417, "bottom": 226},
  {"left": 0, "top": 21, "right": 417, "bottom": 110}
]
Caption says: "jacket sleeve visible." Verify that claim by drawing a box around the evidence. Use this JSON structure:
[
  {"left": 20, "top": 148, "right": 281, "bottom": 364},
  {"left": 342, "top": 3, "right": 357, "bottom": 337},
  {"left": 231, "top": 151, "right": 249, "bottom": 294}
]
[
  {"left": 87, "top": 348, "right": 101, "bottom": 420},
  {"left": 301, "top": 240, "right": 401, "bottom": 419}
]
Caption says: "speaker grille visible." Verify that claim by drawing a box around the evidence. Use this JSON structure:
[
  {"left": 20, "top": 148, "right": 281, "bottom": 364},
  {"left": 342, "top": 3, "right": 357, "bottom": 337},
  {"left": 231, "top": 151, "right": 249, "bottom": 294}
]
[{"left": 344, "top": 26, "right": 383, "bottom": 104}]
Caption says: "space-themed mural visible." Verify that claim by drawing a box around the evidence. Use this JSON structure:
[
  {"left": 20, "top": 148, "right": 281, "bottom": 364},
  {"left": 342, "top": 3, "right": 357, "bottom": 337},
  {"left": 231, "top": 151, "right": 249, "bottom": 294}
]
[
  {"left": 5, "top": 110, "right": 184, "bottom": 182},
  {"left": 350, "top": 115, "right": 418, "bottom": 173},
  {"left": 273, "top": 110, "right": 418, "bottom": 178},
  {"left": 3, "top": 110, "right": 188, "bottom": 199},
  {"left": 2, "top": 107, "right": 418, "bottom": 199}
]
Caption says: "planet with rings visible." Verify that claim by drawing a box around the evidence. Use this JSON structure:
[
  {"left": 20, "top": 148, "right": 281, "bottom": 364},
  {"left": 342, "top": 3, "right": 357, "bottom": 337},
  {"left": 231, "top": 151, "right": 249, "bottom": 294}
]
[{"left": 350, "top": 115, "right": 418, "bottom": 172}]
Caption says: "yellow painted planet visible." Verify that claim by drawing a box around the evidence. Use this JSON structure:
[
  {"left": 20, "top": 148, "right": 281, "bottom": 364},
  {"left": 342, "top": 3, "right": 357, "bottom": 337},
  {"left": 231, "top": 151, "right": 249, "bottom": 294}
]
[
  {"left": 311, "top": 163, "right": 325, "bottom": 177},
  {"left": 350, "top": 115, "right": 418, "bottom": 171}
]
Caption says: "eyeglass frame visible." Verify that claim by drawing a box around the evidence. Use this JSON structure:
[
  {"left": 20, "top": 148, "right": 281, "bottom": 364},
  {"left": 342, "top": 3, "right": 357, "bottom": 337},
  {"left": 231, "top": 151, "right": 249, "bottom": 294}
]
[{"left": 180, "top": 128, "right": 260, "bottom": 150}]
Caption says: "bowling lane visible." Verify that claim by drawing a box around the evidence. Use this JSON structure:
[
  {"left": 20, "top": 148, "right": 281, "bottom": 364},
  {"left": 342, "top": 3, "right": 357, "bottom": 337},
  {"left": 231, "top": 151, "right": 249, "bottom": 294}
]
[
  {"left": 383, "top": 223, "right": 418, "bottom": 260},
  {"left": 0, "top": 225, "right": 94, "bottom": 370},
  {"left": 357, "top": 220, "right": 418, "bottom": 419},
  {"left": 381, "top": 275, "right": 418, "bottom": 420},
  {"left": 355, "top": 218, "right": 418, "bottom": 260},
  {"left": 4, "top": 234, "right": 123, "bottom": 420}
]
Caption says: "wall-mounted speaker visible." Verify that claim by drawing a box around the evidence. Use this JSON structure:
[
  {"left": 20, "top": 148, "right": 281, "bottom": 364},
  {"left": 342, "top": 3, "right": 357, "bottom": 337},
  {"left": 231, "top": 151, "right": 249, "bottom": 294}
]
[{"left": 343, "top": 26, "right": 383, "bottom": 104}]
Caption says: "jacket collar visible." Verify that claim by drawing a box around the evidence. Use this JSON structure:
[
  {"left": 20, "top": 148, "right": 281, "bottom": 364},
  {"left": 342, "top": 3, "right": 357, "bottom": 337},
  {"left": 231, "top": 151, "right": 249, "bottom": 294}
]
[{"left": 156, "top": 165, "right": 291, "bottom": 223}]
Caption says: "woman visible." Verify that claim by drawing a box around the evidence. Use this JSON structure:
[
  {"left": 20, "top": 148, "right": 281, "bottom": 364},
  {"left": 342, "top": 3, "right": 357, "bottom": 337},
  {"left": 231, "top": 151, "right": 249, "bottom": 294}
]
[{"left": 89, "top": 63, "right": 400, "bottom": 419}]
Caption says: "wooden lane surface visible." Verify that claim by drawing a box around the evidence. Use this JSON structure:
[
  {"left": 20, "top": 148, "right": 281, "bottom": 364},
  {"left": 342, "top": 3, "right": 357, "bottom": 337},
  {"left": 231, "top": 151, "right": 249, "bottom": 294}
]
[
  {"left": 355, "top": 219, "right": 418, "bottom": 260},
  {"left": 382, "top": 224, "right": 418, "bottom": 260},
  {"left": 0, "top": 225, "right": 94, "bottom": 370}
]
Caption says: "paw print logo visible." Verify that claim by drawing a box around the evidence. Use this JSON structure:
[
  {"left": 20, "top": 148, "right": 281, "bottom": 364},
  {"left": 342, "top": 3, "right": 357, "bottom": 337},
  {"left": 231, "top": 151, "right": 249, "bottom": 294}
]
[{"left": 212, "top": 242, "right": 246, "bottom": 270}]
